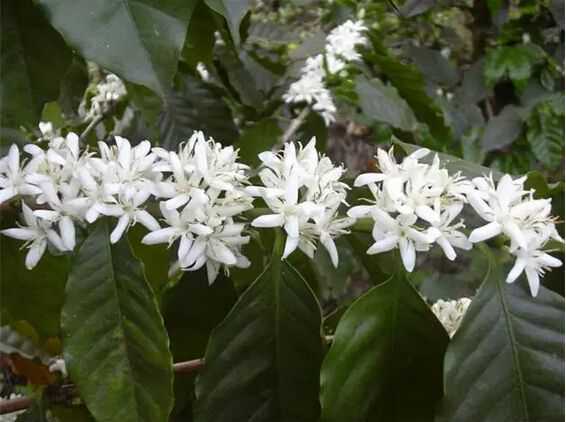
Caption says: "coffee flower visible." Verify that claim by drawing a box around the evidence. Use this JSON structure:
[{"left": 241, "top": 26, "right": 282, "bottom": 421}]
[
  {"left": 348, "top": 147, "right": 473, "bottom": 272},
  {"left": 143, "top": 131, "right": 253, "bottom": 284},
  {"left": 283, "top": 19, "right": 367, "bottom": 125},
  {"left": 431, "top": 298, "right": 472, "bottom": 337},
  {"left": 467, "top": 174, "right": 563, "bottom": 296},
  {"left": 248, "top": 138, "right": 353, "bottom": 266}
]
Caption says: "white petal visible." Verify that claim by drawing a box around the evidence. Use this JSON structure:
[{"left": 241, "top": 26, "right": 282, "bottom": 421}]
[
  {"left": 282, "top": 235, "right": 300, "bottom": 259},
  {"left": 537, "top": 253, "right": 562, "bottom": 268},
  {"left": 135, "top": 210, "right": 160, "bottom": 231},
  {"left": 189, "top": 224, "right": 213, "bottom": 236},
  {"left": 437, "top": 236, "right": 456, "bottom": 261},
  {"left": 142, "top": 227, "right": 178, "bottom": 245},
  {"left": 25, "top": 239, "right": 47, "bottom": 270},
  {"left": 525, "top": 267, "right": 540, "bottom": 297},
  {"left": 506, "top": 257, "right": 526, "bottom": 284},
  {"left": 59, "top": 216, "right": 76, "bottom": 251},
  {"left": 469, "top": 222, "right": 502, "bottom": 243},
  {"left": 353, "top": 173, "right": 385, "bottom": 187},
  {"left": 399, "top": 237, "right": 416, "bottom": 272},
  {"left": 367, "top": 235, "right": 398, "bottom": 254},
  {"left": 181, "top": 238, "right": 206, "bottom": 268},
  {"left": 0, "top": 187, "right": 17, "bottom": 204},
  {"left": 285, "top": 173, "right": 299, "bottom": 205},
  {"left": 209, "top": 240, "right": 237, "bottom": 265},
  {"left": 252, "top": 214, "right": 285, "bottom": 228},
  {"left": 284, "top": 215, "right": 299, "bottom": 238},
  {"left": 415, "top": 205, "right": 440, "bottom": 225},
  {"left": 47, "top": 229, "right": 66, "bottom": 251},
  {"left": 8, "top": 145, "right": 20, "bottom": 173},
  {"left": 164, "top": 194, "right": 190, "bottom": 210},
  {"left": 1, "top": 228, "right": 37, "bottom": 241},
  {"left": 347, "top": 205, "right": 374, "bottom": 219},
  {"left": 178, "top": 235, "right": 193, "bottom": 261},
  {"left": 502, "top": 221, "right": 526, "bottom": 249},
  {"left": 110, "top": 215, "right": 130, "bottom": 244},
  {"left": 320, "top": 233, "right": 339, "bottom": 268},
  {"left": 206, "top": 261, "right": 220, "bottom": 285}
]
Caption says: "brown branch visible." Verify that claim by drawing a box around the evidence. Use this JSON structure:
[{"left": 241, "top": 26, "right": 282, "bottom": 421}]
[{"left": 0, "top": 358, "right": 204, "bottom": 415}]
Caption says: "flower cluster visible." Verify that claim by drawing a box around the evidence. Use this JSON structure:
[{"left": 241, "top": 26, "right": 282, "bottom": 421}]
[
  {"left": 283, "top": 20, "right": 367, "bottom": 125},
  {"left": 467, "top": 174, "right": 563, "bottom": 296},
  {"left": 79, "top": 73, "right": 127, "bottom": 122},
  {"left": 0, "top": 132, "right": 161, "bottom": 269},
  {"left": 248, "top": 138, "right": 353, "bottom": 267},
  {"left": 431, "top": 297, "right": 472, "bottom": 337},
  {"left": 142, "top": 131, "right": 253, "bottom": 284},
  {"left": 349, "top": 148, "right": 474, "bottom": 272}
]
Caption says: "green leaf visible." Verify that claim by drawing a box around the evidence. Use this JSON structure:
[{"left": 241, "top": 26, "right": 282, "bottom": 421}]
[
  {"left": 436, "top": 256, "right": 565, "bottom": 422},
  {"left": 320, "top": 271, "right": 449, "bottom": 422},
  {"left": 481, "top": 105, "right": 524, "bottom": 152},
  {"left": 526, "top": 100, "right": 565, "bottom": 169},
  {"left": 62, "top": 220, "right": 173, "bottom": 422},
  {"left": 368, "top": 38, "right": 452, "bottom": 141},
  {"left": 159, "top": 73, "right": 238, "bottom": 148},
  {"left": 236, "top": 118, "right": 282, "bottom": 166},
  {"left": 0, "top": 217, "right": 69, "bottom": 340},
  {"left": 161, "top": 270, "right": 237, "bottom": 419},
  {"left": 405, "top": 46, "right": 459, "bottom": 87},
  {"left": 394, "top": 139, "right": 504, "bottom": 180},
  {"left": 484, "top": 45, "right": 542, "bottom": 90},
  {"left": 204, "top": 0, "right": 251, "bottom": 45},
  {"left": 181, "top": 2, "right": 216, "bottom": 66},
  {"left": 355, "top": 76, "right": 418, "bottom": 132},
  {"left": 194, "top": 236, "right": 323, "bottom": 422},
  {"left": 37, "top": 0, "right": 198, "bottom": 96},
  {"left": 0, "top": 0, "right": 72, "bottom": 130},
  {"left": 58, "top": 57, "right": 89, "bottom": 122}
]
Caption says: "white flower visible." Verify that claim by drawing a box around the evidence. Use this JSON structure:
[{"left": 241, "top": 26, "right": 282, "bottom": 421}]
[
  {"left": 196, "top": 62, "right": 210, "bottom": 81},
  {"left": 79, "top": 73, "right": 127, "bottom": 122},
  {"left": 325, "top": 19, "right": 368, "bottom": 63},
  {"left": 249, "top": 138, "right": 353, "bottom": 265},
  {"left": 431, "top": 298, "right": 471, "bottom": 337},
  {"left": 506, "top": 230, "right": 563, "bottom": 297},
  {"left": 1, "top": 203, "right": 65, "bottom": 269},
  {"left": 0, "top": 145, "right": 42, "bottom": 204},
  {"left": 145, "top": 131, "right": 253, "bottom": 283},
  {"left": 349, "top": 146, "right": 472, "bottom": 271},
  {"left": 48, "top": 357, "right": 68, "bottom": 378}
]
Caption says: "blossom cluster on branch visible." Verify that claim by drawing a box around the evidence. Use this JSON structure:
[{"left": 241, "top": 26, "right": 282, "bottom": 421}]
[
  {"left": 283, "top": 19, "right": 368, "bottom": 125},
  {"left": 0, "top": 130, "right": 563, "bottom": 295}
]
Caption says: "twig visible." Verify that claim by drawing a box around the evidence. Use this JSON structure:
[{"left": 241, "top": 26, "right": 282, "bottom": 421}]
[
  {"left": 0, "top": 358, "right": 204, "bottom": 415},
  {"left": 280, "top": 107, "right": 310, "bottom": 145},
  {"left": 79, "top": 113, "right": 107, "bottom": 142}
]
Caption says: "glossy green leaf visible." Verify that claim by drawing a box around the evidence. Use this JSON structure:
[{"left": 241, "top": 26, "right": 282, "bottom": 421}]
[
  {"left": 0, "top": 0, "right": 72, "bottom": 130},
  {"left": 62, "top": 220, "right": 173, "bottom": 422},
  {"left": 320, "top": 271, "right": 449, "bottom": 422},
  {"left": 367, "top": 38, "right": 452, "bottom": 141},
  {"left": 159, "top": 73, "right": 238, "bottom": 148},
  {"left": 37, "top": 0, "right": 197, "bottom": 96},
  {"left": 181, "top": 3, "right": 216, "bottom": 67},
  {"left": 194, "top": 241, "right": 323, "bottom": 422},
  {"left": 204, "top": 0, "right": 252, "bottom": 45},
  {"left": 484, "top": 45, "right": 543, "bottom": 90},
  {"left": 355, "top": 76, "right": 418, "bottom": 132},
  {"left": 436, "top": 256, "right": 565, "bottom": 422},
  {"left": 0, "top": 216, "right": 69, "bottom": 340},
  {"left": 236, "top": 118, "right": 282, "bottom": 166},
  {"left": 481, "top": 105, "right": 524, "bottom": 152},
  {"left": 526, "top": 99, "right": 565, "bottom": 169},
  {"left": 405, "top": 46, "right": 459, "bottom": 87}
]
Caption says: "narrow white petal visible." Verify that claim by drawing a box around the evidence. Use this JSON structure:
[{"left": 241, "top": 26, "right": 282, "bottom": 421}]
[
  {"left": 164, "top": 194, "right": 190, "bottom": 210},
  {"left": 503, "top": 221, "right": 526, "bottom": 249},
  {"left": 181, "top": 238, "right": 207, "bottom": 268},
  {"left": 1, "top": 228, "right": 37, "bottom": 241},
  {"left": 347, "top": 205, "right": 374, "bottom": 219},
  {"left": 47, "top": 229, "right": 66, "bottom": 251},
  {"left": 321, "top": 233, "right": 339, "bottom": 268},
  {"left": 0, "top": 187, "right": 17, "bottom": 204},
  {"left": 142, "top": 227, "right": 178, "bottom": 245},
  {"left": 537, "top": 253, "right": 562, "bottom": 268},
  {"left": 178, "top": 235, "right": 193, "bottom": 261},
  {"left": 353, "top": 173, "right": 385, "bottom": 187},
  {"left": 367, "top": 236, "right": 398, "bottom": 254},
  {"left": 210, "top": 240, "right": 237, "bottom": 265},
  {"left": 252, "top": 214, "right": 285, "bottom": 228},
  {"left": 399, "top": 237, "right": 416, "bottom": 272},
  {"left": 282, "top": 235, "right": 300, "bottom": 259},
  {"left": 26, "top": 239, "right": 47, "bottom": 269},
  {"left": 110, "top": 215, "right": 130, "bottom": 244},
  {"left": 206, "top": 261, "right": 220, "bottom": 285},
  {"left": 437, "top": 236, "right": 456, "bottom": 261},
  {"left": 284, "top": 215, "right": 299, "bottom": 238},
  {"left": 506, "top": 258, "right": 527, "bottom": 284},
  {"left": 469, "top": 222, "right": 502, "bottom": 243},
  {"left": 135, "top": 210, "right": 160, "bottom": 231},
  {"left": 525, "top": 267, "right": 540, "bottom": 297},
  {"left": 415, "top": 205, "right": 440, "bottom": 225},
  {"left": 59, "top": 216, "right": 76, "bottom": 251},
  {"left": 189, "top": 224, "right": 214, "bottom": 236}
]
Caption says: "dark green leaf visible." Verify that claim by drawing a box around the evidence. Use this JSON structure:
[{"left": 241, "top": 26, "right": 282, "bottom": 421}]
[
  {"left": 355, "top": 76, "right": 418, "bottom": 132},
  {"left": 181, "top": 3, "right": 216, "bottom": 66},
  {"left": 526, "top": 100, "right": 565, "bottom": 169},
  {"left": 368, "top": 38, "right": 452, "bottom": 141},
  {"left": 237, "top": 118, "right": 282, "bottom": 166},
  {"left": 62, "top": 220, "right": 173, "bottom": 422},
  {"left": 437, "top": 255, "right": 565, "bottom": 422},
  {"left": 484, "top": 46, "right": 543, "bottom": 89},
  {"left": 399, "top": 0, "right": 435, "bottom": 17},
  {"left": 0, "top": 0, "right": 72, "bottom": 130},
  {"left": 405, "top": 46, "right": 459, "bottom": 87},
  {"left": 159, "top": 73, "right": 238, "bottom": 149},
  {"left": 37, "top": 0, "right": 197, "bottom": 96},
  {"left": 481, "top": 105, "right": 524, "bottom": 152},
  {"left": 58, "top": 57, "right": 89, "bottom": 122},
  {"left": 195, "top": 245, "right": 323, "bottom": 422},
  {"left": 320, "top": 271, "right": 449, "bottom": 422},
  {"left": 0, "top": 219, "right": 69, "bottom": 340},
  {"left": 204, "top": 0, "right": 251, "bottom": 45},
  {"left": 455, "top": 59, "right": 489, "bottom": 105}
]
